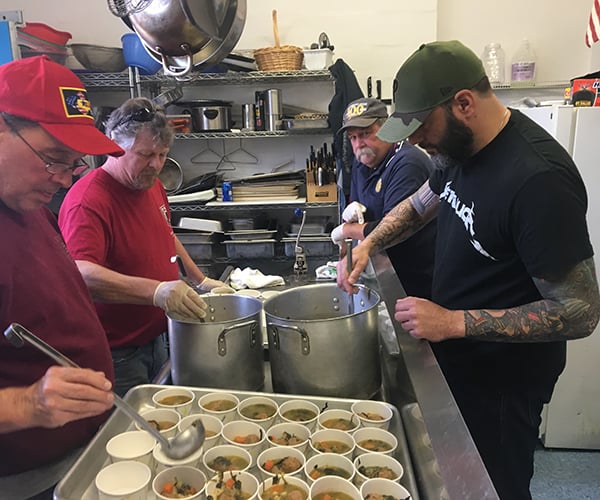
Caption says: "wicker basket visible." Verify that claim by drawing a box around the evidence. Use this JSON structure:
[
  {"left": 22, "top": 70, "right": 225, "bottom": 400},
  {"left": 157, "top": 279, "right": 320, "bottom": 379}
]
[{"left": 254, "top": 45, "right": 303, "bottom": 71}]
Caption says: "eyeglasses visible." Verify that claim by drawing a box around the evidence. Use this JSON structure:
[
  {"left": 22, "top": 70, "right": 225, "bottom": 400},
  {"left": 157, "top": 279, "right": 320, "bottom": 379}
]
[
  {"left": 11, "top": 126, "right": 89, "bottom": 176},
  {"left": 114, "top": 107, "right": 156, "bottom": 128}
]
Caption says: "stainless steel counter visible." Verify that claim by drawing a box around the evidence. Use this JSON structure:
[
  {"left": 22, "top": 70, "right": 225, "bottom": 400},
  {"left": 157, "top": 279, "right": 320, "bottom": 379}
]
[{"left": 367, "top": 252, "right": 499, "bottom": 500}]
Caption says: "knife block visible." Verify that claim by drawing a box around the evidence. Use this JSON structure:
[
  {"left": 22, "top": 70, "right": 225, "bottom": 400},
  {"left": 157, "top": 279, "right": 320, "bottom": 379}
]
[{"left": 306, "top": 170, "right": 337, "bottom": 203}]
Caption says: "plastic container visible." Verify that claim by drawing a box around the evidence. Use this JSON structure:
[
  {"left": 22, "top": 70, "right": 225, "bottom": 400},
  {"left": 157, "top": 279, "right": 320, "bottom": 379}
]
[
  {"left": 481, "top": 42, "right": 505, "bottom": 85},
  {"left": 18, "top": 22, "right": 71, "bottom": 46},
  {"left": 121, "top": 33, "right": 162, "bottom": 75},
  {"left": 302, "top": 48, "right": 333, "bottom": 70},
  {"left": 511, "top": 39, "right": 536, "bottom": 84},
  {"left": 223, "top": 240, "right": 275, "bottom": 259}
]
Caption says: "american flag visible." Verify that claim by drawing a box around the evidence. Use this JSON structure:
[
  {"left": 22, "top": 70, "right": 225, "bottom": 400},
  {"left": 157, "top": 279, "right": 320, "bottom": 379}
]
[{"left": 586, "top": 0, "right": 600, "bottom": 47}]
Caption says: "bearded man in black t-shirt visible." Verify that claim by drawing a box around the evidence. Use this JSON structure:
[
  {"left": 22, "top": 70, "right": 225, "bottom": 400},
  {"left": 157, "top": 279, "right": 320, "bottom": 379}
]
[{"left": 337, "top": 40, "right": 600, "bottom": 500}]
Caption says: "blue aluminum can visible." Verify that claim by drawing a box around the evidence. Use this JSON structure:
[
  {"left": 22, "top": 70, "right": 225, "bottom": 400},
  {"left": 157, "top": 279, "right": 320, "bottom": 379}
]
[{"left": 222, "top": 181, "right": 233, "bottom": 202}]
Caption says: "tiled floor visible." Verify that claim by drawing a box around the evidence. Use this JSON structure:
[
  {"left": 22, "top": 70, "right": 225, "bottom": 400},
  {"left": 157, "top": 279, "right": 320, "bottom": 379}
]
[{"left": 531, "top": 444, "right": 600, "bottom": 499}]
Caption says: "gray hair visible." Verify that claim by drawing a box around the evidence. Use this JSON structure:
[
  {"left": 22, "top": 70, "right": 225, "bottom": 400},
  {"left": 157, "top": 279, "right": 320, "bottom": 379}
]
[{"left": 104, "top": 97, "right": 174, "bottom": 150}]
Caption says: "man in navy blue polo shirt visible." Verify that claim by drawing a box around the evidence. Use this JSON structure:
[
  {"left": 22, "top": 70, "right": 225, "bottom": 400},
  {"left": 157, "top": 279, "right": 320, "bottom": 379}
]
[{"left": 331, "top": 97, "right": 436, "bottom": 298}]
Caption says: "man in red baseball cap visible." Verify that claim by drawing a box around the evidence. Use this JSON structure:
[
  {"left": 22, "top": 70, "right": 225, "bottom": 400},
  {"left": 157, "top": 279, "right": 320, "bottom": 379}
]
[{"left": 0, "top": 56, "right": 123, "bottom": 499}]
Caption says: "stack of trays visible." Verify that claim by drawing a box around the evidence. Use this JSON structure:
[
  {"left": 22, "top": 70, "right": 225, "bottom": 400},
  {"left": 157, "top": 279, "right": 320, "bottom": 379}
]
[
  {"left": 223, "top": 229, "right": 277, "bottom": 259},
  {"left": 176, "top": 218, "right": 224, "bottom": 261},
  {"left": 282, "top": 234, "right": 336, "bottom": 257},
  {"left": 217, "top": 181, "right": 301, "bottom": 202},
  {"left": 175, "top": 229, "right": 216, "bottom": 260}
]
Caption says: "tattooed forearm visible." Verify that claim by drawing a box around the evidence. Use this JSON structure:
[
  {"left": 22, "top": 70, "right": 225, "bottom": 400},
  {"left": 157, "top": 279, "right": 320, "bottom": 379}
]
[
  {"left": 367, "top": 188, "right": 439, "bottom": 252},
  {"left": 464, "top": 258, "right": 600, "bottom": 342}
]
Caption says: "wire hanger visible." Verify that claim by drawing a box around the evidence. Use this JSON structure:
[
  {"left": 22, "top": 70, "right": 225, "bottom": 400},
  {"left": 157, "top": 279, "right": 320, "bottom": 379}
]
[
  {"left": 220, "top": 138, "right": 259, "bottom": 165},
  {"left": 190, "top": 140, "right": 224, "bottom": 165}
]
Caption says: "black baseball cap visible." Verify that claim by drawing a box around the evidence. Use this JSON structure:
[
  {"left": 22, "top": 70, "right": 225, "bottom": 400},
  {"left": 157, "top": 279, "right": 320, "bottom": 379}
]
[
  {"left": 339, "top": 97, "right": 388, "bottom": 133},
  {"left": 377, "top": 40, "right": 486, "bottom": 142}
]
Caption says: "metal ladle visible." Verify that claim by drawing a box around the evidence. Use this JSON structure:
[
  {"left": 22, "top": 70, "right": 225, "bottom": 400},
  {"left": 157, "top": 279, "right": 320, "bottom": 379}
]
[{"left": 3, "top": 323, "right": 205, "bottom": 460}]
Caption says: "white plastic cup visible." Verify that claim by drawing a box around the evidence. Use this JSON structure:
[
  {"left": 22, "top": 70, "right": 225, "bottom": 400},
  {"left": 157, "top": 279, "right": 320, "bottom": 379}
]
[
  {"left": 258, "top": 474, "right": 309, "bottom": 500},
  {"left": 152, "top": 387, "right": 195, "bottom": 416},
  {"left": 95, "top": 460, "right": 151, "bottom": 500},
  {"left": 266, "top": 422, "right": 311, "bottom": 453},
  {"left": 359, "top": 477, "right": 412, "bottom": 500},
  {"left": 277, "top": 399, "right": 320, "bottom": 430},
  {"left": 206, "top": 471, "right": 260, "bottom": 500},
  {"left": 153, "top": 465, "right": 207, "bottom": 500},
  {"left": 198, "top": 392, "right": 240, "bottom": 422},
  {"left": 136, "top": 407, "right": 181, "bottom": 438},
  {"left": 221, "top": 419, "right": 267, "bottom": 466},
  {"left": 203, "top": 444, "right": 253, "bottom": 476},
  {"left": 350, "top": 400, "right": 393, "bottom": 430},
  {"left": 257, "top": 445, "right": 306, "bottom": 480},
  {"left": 237, "top": 395, "right": 278, "bottom": 430},
  {"left": 317, "top": 409, "right": 360, "bottom": 432},
  {"left": 352, "top": 427, "right": 398, "bottom": 458},
  {"left": 304, "top": 452, "right": 355, "bottom": 485},
  {"left": 353, "top": 452, "right": 404, "bottom": 487},
  {"left": 105, "top": 430, "right": 156, "bottom": 467},
  {"left": 179, "top": 413, "right": 223, "bottom": 451},
  {"left": 309, "top": 475, "right": 361, "bottom": 500},
  {"left": 310, "top": 428, "right": 355, "bottom": 458}
]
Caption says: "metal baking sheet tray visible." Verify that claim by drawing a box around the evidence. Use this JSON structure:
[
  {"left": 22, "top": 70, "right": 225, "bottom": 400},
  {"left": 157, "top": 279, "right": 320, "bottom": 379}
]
[
  {"left": 54, "top": 385, "right": 419, "bottom": 500},
  {"left": 224, "top": 230, "right": 277, "bottom": 241}
]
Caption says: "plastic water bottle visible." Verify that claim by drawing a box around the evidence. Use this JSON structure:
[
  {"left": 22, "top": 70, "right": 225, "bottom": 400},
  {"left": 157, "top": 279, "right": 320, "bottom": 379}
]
[
  {"left": 511, "top": 39, "right": 536, "bottom": 84},
  {"left": 482, "top": 43, "right": 505, "bottom": 85}
]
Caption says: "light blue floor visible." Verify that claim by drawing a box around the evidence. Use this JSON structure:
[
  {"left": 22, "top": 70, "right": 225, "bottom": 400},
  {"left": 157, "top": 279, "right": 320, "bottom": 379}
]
[{"left": 531, "top": 445, "right": 600, "bottom": 499}]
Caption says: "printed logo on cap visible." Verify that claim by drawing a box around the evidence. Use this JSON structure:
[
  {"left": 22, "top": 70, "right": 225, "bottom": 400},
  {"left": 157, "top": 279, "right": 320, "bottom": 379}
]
[
  {"left": 344, "top": 102, "right": 368, "bottom": 121},
  {"left": 60, "top": 87, "right": 93, "bottom": 119}
]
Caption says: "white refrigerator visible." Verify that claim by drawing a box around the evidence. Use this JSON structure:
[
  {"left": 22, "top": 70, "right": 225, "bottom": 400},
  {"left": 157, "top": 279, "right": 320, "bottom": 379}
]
[{"left": 520, "top": 105, "right": 600, "bottom": 449}]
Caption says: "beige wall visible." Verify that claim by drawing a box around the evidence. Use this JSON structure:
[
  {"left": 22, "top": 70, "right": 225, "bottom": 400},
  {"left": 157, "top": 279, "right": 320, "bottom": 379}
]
[{"left": 2, "top": 0, "right": 597, "bottom": 97}]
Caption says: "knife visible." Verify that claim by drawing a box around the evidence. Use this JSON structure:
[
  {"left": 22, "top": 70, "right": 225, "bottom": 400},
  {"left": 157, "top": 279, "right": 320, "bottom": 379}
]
[
  {"left": 376, "top": 80, "right": 382, "bottom": 100},
  {"left": 367, "top": 77, "right": 372, "bottom": 98}
]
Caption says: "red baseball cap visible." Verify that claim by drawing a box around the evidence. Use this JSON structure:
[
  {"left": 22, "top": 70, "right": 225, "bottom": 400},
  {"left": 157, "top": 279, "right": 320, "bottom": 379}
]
[{"left": 0, "top": 55, "right": 124, "bottom": 157}]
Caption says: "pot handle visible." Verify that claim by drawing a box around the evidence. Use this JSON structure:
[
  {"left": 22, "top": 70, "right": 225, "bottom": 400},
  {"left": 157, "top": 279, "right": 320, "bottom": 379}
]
[
  {"left": 217, "top": 319, "right": 258, "bottom": 356},
  {"left": 266, "top": 321, "right": 310, "bottom": 355},
  {"left": 154, "top": 44, "right": 193, "bottom": 79}
]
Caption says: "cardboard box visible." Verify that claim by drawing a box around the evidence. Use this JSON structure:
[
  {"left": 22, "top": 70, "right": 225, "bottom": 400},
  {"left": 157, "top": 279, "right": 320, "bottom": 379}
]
[{"left": 571, "top": 79, "right": 600, "bottom": 107}]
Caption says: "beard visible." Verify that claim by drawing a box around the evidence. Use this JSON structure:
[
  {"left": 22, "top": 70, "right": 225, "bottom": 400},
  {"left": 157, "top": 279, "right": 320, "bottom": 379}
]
[
  {"left": 423, "top": 106, "right": 474, "bottom": 169},
  {"left": 131, "top": 168, "right": 158, "bottom": 190},
  {"left": 439, "top": 109, "right": 474, "bottom": 161}
]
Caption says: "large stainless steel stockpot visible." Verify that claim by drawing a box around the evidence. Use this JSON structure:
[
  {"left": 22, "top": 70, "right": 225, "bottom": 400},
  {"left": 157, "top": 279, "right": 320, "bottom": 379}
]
[
  {"left": 168, "top": 294, "right": 264, "bottom": 390},
  {"left": 263, "top": 283, "right": 381, "bottom": 399},
  {"left": 127, "top": 0, "right": 246, "bottom": 78}
]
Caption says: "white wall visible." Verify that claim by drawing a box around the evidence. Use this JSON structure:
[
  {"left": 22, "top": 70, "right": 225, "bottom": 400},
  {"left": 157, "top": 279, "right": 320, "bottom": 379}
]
[{"left": 2, "top": 0, "right": 598, "bottom": 95}]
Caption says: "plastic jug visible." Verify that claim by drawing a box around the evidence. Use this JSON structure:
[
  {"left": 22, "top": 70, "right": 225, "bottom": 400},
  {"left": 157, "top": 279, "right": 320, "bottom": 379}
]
[{"left": 511, "top": 39, "right": 536, "bottom": 84}]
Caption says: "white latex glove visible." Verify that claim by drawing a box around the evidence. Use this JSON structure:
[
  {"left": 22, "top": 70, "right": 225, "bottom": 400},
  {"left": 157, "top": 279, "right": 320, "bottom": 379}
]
[
  {"left": 342, "top": 201, "right": 367, "bottom": 224},
  {"left": 331, "top": 223, "right": 346, "bottom": 247},
  {"left": 153, "top": 280, "right": 207, "bottom": 320},
  {"left": 197, "top": 277, "right": 235, "bottom": 293}
]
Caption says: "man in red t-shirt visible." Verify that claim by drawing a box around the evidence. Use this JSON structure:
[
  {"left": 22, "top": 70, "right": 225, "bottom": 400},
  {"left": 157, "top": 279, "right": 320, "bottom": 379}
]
[
  {"left": 0, "top": 56, "right": 123, "bottom": 498},
  {"left": 59, "top": 97, "right": 226, "bottom": 396}
]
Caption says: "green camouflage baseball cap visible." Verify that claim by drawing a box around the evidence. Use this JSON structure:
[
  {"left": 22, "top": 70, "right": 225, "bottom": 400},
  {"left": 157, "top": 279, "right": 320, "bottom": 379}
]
[{"left": 377, "top": 40, "right": 486, "bottom": 143}]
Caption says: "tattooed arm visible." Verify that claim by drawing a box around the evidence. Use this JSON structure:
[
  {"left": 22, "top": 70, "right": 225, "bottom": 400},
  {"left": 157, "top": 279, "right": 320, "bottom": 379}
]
[
  {"left": 464, "top": 257, "right": 600, "bottom": 342},
  {"left": 338, "top": 181, "right": 439, "bottom": 292}
]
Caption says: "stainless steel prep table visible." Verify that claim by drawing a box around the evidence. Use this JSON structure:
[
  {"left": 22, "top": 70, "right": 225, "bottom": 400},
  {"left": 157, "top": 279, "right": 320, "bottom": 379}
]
[{"left": 368, "top": 252, "right": 499, "bottom": 499}]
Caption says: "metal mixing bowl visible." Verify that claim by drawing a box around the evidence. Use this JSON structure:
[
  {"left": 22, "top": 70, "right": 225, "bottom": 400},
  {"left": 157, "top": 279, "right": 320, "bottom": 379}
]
[{"left": 70, "top": 43, "right": 126, "bottom": 72}]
